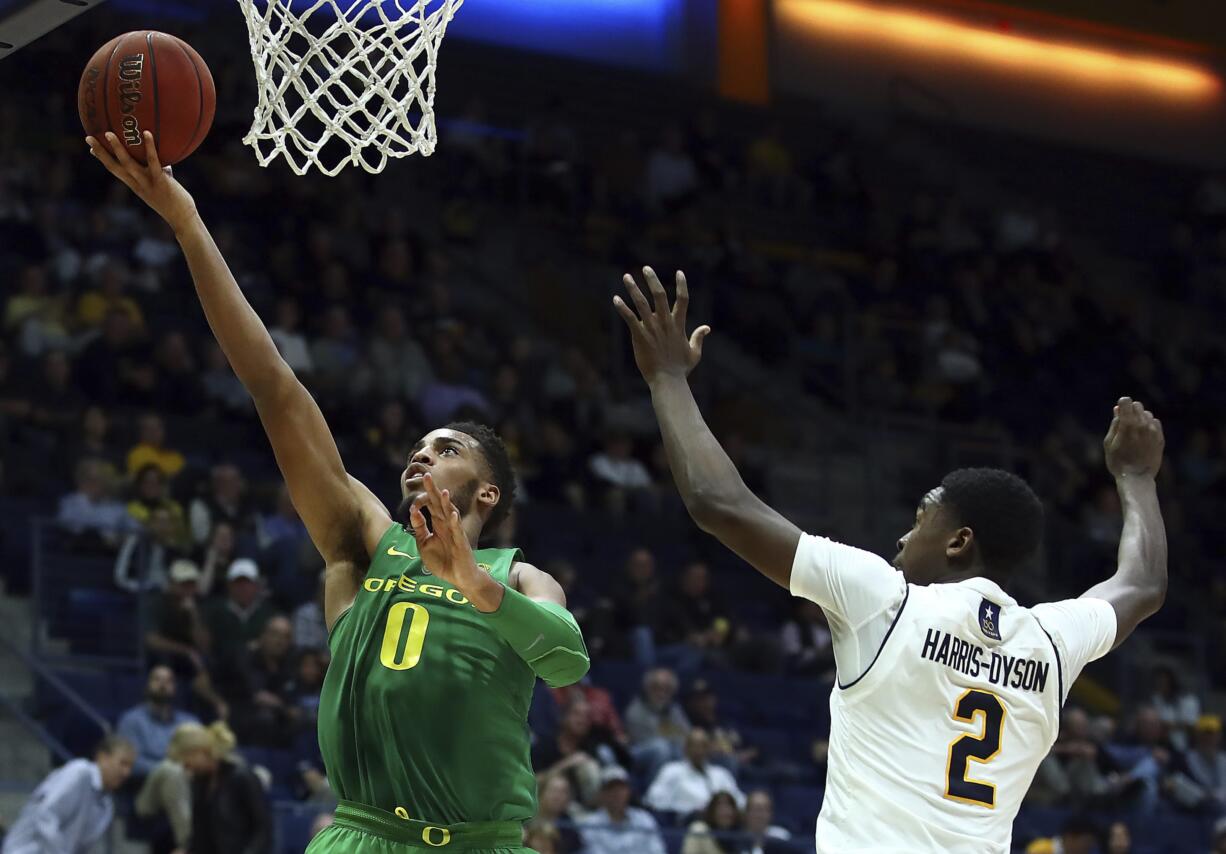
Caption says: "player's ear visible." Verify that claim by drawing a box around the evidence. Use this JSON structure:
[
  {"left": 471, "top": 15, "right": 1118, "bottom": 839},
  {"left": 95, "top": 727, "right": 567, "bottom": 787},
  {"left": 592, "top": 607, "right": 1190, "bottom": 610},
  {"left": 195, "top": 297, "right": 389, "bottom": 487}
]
[
  {"left": 478, "top": 482, "right": 500, "bottom": 515},
  {"left": 946, "top": 526, "right": 974, "bottom": 561}
]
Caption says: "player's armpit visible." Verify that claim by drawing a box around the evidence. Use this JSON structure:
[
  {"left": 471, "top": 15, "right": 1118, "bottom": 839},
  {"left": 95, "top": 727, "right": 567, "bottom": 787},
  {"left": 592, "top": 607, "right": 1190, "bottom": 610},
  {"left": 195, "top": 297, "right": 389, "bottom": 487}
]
[
  {"left": 690, "top": 491, "right": 803, "bottom": 590},
  {"left": 510, "top": 562, "right": 567, "bottom": 606}
]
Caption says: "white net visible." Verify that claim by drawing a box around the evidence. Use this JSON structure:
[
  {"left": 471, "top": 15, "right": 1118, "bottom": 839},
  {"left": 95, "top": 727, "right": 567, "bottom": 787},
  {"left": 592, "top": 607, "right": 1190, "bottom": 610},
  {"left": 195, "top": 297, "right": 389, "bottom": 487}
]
[{"left": 236, "top": 0, "right": 463, "bottom": 176}]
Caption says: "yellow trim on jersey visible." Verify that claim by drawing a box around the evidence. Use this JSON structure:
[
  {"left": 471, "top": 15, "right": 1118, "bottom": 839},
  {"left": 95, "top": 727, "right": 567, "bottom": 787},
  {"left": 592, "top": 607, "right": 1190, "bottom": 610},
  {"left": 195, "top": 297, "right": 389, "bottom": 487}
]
[{"left": 943, "top": 688, "right": 1006, "bottom": 808}]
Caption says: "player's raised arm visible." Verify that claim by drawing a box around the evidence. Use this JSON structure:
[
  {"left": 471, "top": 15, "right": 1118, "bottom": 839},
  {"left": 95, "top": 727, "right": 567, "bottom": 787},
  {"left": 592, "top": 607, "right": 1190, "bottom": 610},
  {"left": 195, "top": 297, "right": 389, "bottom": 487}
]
[
  {"left": 1081, "top": 398, "right": 1168, "bottom": 649},
  {"left": 613, "top": 268, "right": 801, "bottom": 589},
  {"left": 86, "top": 133, "right": 389, "bottom": 625}
]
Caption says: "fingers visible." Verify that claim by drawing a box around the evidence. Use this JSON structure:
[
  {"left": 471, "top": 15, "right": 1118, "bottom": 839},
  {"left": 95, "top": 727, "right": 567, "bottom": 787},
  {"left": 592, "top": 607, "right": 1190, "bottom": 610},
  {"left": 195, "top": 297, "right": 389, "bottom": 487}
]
[
  {"left": 612, "top": 294, "right": 642, "bottom": 331},
  {"left": 689, "top": 325, "right": 711, "bottom": 358},
  {"left": 623, "top": 274, "right": 653, "bottom": 321},
  {"left": 104, "top": 131, "right": 137, "bottom": 171},
  {"left": 86, "top": 136, "right": 139, "bottom": 190},
  {"left": 142, "top": 131, "right": 163, "bottom": 176},
  {"left": 643, "top": 266, "right": 671, "bottom": 317},
  {"left": 673, "top": 270, "right": 689, "bottom": 324}
]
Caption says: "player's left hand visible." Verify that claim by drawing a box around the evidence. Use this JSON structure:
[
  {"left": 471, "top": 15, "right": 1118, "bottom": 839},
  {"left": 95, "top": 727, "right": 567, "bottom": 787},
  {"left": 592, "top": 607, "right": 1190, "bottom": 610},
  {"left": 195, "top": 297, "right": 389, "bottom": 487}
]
[
  {"left": 614, "top": 267, "right": 710, "bottom": 384},
  {"left": 409, "top": 473, "right": 478, "bottom": 585}
]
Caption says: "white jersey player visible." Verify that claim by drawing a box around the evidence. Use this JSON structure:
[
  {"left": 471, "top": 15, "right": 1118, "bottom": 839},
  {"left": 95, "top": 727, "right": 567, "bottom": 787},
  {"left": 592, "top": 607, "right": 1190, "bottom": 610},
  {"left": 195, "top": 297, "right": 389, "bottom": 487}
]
[{"left": 615, "top": 267, "right": 1168, "bottom": 854}]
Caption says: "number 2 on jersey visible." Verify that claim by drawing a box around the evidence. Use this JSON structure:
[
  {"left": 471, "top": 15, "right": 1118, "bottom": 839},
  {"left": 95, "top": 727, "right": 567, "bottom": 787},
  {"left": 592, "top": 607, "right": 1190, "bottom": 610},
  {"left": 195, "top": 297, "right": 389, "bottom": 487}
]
[
  {"left": 945, "top": 689, "right": 1005, "bottom": 807},
  {"left": 380, "top": 602, "right": 430, "bottom": 670}
]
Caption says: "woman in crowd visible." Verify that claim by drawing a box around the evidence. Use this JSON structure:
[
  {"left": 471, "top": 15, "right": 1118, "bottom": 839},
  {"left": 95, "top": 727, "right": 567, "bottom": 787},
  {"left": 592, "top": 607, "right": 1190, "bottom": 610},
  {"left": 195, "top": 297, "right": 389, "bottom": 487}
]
[
  {"left": 176, "top": 721, "right": 271, "bottom": 854},
  {"left": 682, "top": 791, "right": 742, "bottom": 854}
]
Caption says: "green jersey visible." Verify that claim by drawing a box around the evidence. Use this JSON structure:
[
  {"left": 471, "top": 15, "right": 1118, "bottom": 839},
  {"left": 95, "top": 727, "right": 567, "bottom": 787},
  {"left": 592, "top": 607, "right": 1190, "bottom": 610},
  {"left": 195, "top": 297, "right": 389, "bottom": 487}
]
[{"left": 318, "top": 523, "right": 537, "bottom": 825}]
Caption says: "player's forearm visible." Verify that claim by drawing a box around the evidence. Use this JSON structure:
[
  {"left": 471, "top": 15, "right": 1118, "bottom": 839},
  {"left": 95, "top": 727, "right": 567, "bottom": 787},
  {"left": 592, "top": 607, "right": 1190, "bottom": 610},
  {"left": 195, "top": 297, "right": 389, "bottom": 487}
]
[
  {"left": 480, "top": 584, "right": 590, "bottom": 688},
  {"left": 174, "top": 214, "right": 291, "bottom": 399},
  {"left": 1114, "top": 474, "right": 1168, "bottom": 607},
  {"left": 647, "top": 374, "right": 750, "bottom": 529}
]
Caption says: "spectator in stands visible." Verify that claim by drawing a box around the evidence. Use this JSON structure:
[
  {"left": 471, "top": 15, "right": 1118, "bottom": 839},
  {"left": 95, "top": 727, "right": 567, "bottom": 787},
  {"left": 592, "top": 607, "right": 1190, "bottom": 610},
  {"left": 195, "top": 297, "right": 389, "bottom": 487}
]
[
  {"left": 1, "top": 735, "right": 134, "bottom": 854},
  {"left": 611, "top": 549, "right": 663, "bottom": 664},
  {"left": 646, "top": 123, "right": 698, "bottom": 210},
  {"left": 645, "top": 728, "right": 745, "bottom": 817},
  {"left": 536, "top": 775, "right": 583, "bottom": 854},
  {"left": 4, "top": 263, "right": 71, "bottom": 359},
  {"left": 293, "top": 572, "right": 328, "bottom": 652},
  {"left": 1104, "top": 821, "right": 1132, "bottom": 854},
  {"left": 624, "top": 667, "right": 689, "bottom": 778},
  {"left": 741, "top": 790, "right": 792, "bottom": 854},
  {"left": 288, "top": 648, "right": 326, "bottom": 731},
  {"left": 683, "top": 680, "right": 755, "bottom": 773},
  {"left": 206, "top": 559, "right": 276, "bottom": 667},
  {"left": 417, "top": 350, "right": 491, "bottom": 425},
  {"left": 1024, "top": 813, "right": 1100, "bottom": 854},
  {"left": 528, "top": 418, "right": 585, "bottom": 507},
  {"left": 145, "top": 560, "right": 227, "bottom": 720},
  {"left": 197, "top": 521, "right": 237, "bottom": 596},
  {"left": 20, "top": 349, "right": 85, "bottom": 443},
  {"left": 1028, "top": 707, "right": 1113, "bottom": 808},
  {"left": 68, "top": 405, "right": 124, "bottom": 484},
  {"left": 176, "top": 721, "right": 272, "bottom": 854},
  {"left": 310, "top": 305, "right": 362, "bottom": 401},
  {"left": 552, "top": 677, "right": 627, "bottom": 744},
  {"left": 780, "top": 598, "right": 834, "bottom": 677},
  {"left": 200, "top": 340, "right": 253, "bottom": 417},
  {"left": 75, "top": 260, "right": 144, "bottom": 332},
  {"left": 117, "top": 665, "right": 200, "bottom": 780},
  {"left": 151, "top": 331, "right": 205, "bottom": 417},
  {"left": 588, "top": 432, "right": 654, "bottom": 515},
  {"left": 533, "top": 696, "right": 627, "bottom": 807},
  {"left": 268, "top": 296, "right": 314, "bottom": 377},
  {"left": 125, "top": 413, "right": 185, "bottom": 480},
  {"left": 56, "top": 457, "right": 138, "bottom": 551},
  {"left": 258, "top": 483, "right": 309, "bottom": 553},
  {"left": 126, "top": 463, "right": 188, "bottom": 543},
  {"left": 74, "top": 305, "right": 153, "bottom": 407},
  {"left": 133, "top": 721, "right": 201, "bottom": 854},
  {"left": 309, "top": 812, "right": 333, "bottom": 840},
  {"left": 189, "top": 463, "right": 258, "bottom": 547},
  {"left": 365, "top": 306, "right": 433, "bottom": 401},
  {"left": 658, "top": 561, "right": 732, "bottom": 670},
  {"left": 579, "top": 765, "right": 666, "bottom": 854},
  {"left": 1106, "top": 706, "right": 1177, "bottom": 814},
  {"left": 1174, "top": 714, "right": 1226, "bottom": 813},
  {"left": 114, "top": 510, "right": 192, "bottom": 592},
  {"left": 682, "top": 791, "right": 741, "bottom": 854},
  {"left": 524, "top": 821, "right": 561, "bottom": 854},
  {"left": 218, "top": 614, "right": 298, "bottom": 748},
  {"left": 1151, "top": 665, "right": 1201, "bottom": 751}
]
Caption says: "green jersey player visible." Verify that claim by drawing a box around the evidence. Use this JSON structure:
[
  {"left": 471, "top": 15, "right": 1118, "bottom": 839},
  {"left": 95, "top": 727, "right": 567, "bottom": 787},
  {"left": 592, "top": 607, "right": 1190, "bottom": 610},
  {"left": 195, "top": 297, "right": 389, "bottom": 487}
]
[{"left": 87, "top": 131, "right": 590, "bottom": 853}]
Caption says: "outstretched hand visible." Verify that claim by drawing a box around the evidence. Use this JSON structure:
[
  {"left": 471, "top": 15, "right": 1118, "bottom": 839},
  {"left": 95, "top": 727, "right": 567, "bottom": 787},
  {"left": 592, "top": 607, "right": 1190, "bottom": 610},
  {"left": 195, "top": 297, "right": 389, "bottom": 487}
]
[
  {"left": 1104, "top": 397, "right": 1164, "bottom": 480},
  {"left": 85, "top": 131, "right": 198, "bottom": 233},
  {"left": 408, "top": 473, "right": 478, "bottom": 586},
  {"left": 614, "top": 267, "right": 710, "bottom": 384}
]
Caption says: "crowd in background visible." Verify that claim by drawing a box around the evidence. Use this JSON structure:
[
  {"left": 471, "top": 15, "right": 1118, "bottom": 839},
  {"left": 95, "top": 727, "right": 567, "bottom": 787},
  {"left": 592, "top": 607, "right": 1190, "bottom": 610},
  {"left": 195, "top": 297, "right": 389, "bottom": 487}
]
[{"left": 2, "top": 6, "right": 1226, "bottom": 853}]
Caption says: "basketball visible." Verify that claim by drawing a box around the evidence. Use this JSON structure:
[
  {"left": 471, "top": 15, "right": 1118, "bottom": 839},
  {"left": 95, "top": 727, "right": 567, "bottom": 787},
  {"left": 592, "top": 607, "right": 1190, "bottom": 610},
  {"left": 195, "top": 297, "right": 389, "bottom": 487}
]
[{"left": 78, "top": 30, "right": 215, "bottom": 166}]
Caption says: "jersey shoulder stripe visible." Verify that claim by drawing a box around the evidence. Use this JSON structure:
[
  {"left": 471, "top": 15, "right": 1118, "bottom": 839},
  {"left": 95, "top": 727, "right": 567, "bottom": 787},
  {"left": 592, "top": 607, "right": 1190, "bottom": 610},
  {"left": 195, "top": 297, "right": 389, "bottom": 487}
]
[
  {"left": 839, "top": 584, "right": 911, "bottom": 690},
  {"left": 1033, "top": 616, "right": 1065, "bottom": 703}
]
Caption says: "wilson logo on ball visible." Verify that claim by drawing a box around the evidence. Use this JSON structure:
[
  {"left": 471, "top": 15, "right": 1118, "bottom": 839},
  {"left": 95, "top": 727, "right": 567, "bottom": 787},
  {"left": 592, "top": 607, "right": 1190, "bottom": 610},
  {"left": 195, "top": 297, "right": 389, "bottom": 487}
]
[{"left": 117, "top": 53, "right": 145, "bottom": 147}]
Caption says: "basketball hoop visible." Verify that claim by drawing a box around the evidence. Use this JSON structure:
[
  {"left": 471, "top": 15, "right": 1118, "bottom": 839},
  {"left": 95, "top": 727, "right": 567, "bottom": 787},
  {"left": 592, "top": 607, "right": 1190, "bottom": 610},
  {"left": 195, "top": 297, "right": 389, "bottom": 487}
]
[{"left": 236, "top": 0, "right": 463, "bottom": 176}]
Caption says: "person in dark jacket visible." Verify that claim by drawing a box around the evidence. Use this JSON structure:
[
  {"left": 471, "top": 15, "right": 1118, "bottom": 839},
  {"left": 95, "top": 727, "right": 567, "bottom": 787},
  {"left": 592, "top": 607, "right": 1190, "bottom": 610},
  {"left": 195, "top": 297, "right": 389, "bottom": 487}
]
[{"left": 176, "top": 721, "right": 271, "bottom": 854}]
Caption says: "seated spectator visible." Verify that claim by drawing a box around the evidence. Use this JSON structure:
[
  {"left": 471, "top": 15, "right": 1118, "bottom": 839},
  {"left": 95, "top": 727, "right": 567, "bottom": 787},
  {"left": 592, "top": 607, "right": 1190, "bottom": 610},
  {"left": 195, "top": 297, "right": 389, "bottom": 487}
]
[
  {"left": 288, "top": 648, "right": 327, "bottom": 731},
  {"left": 611, "top": 549, "right": 663, "bottom": 664},
  {"left": 19, "top": 349, "right": 86, "bottom": 442},
  {"left": 683, "top": 680, "right": 755, "bottom": 773},
  {"left": 57, "top": 457, "right": 138, "bottom": 551},
  {"left": 68, "top": 405, "right": 124, "bottom": 484},
  {"left": 125, "top": 413, "right": 186, "bottom": 480},
  {"left": 365, "top": 306, "right": 433, "bottom": 401},
  {"left": 144, "top": 561, "right": 227, "bottom": 720},
  {"left": 1, "top": 735, "right": 134, "bottom": 854},
  {"left": 75, "top": 260, "right": 145, "bottom": 332},
  {"left": 779, "top": 599, "right": 834, "bottom": 677},
  {"left": 657, "top": 561, "right": 732, "bottom": 672},
  {"left": 126, "top": 463, "right": 189, "bottom": 545},
  {"left": 624, "top": 667, "right": 689, "bottom": 778},
  {"left": 218, "top": 615, "right": 299, "bottom": 749},
  {"left": 114, "top": 509, "right": 191, "bottom": 592},
  {"left": 310, "top": 305, "right": 363, "bottom": 401},
  {"left": 645, "top": 123, "right": 698, "bottom": 210},
  {"left": 1173, "top": 714, "right": 1226, "bottom": 813},
  {"left": 258, "top": 483, "right": 309, "bottom": 552},
  {"left": 200, "top": 340, "right": 253, "bottom": 417},
  {"left": 151, "top": 331, "right": 205, "bottom": 416},
  {"left": 189, "top": 463, "right": 259, "bottom": 548},
  {"left": 534, "top": 696, "right": 628, "bottom": 807},
  {"left": 75, "top": 306, "right": 154, "bottom": 407},
  {"left": 117, "top": 665, "right": 200, "bottom": 780},
  {"left": 1028, "top": 707, "right": 1113, "bottom": 808},
  {"left": 177, "top": 721, "right": 273, "bottom": 854},
  {"left": 417, "top": 352, "right": 491, "bottom": 424},
  {"left": 552, "top": 677, "right": 627, "bottom": 744},
  {"left": 1104, "top": 821, "right": 1132, "bottom": 854},
  {"left": 536, "top": 775, "right": 584, "bottom": 854},
  {"left": 741, "top": 790, "right": 792, "bottom": 854},
  {"left": 588, "top": 432, "right": 654, "bottom": 514},
  {"left": 645, "top": 729, "right": 745, "bottom": 817},
  {"left": 293, "top": 572, "right": 328, "bottom": 652},
  {"left": 5, "top": 263, "right": 71, "bottom": 358},
  {"left": 1025, "top": 813, "right": 1100, "bottom": 854},
  {"left": 268, "top": 296, "right": 314, "bottom": 377},
  {"left": 205, "top": 559, "right": 276, "bottom": 667},
  {"left": 1104, "top": 706, "right": 1177, "bottom": 814},
  {"left": 524, "top": 821, "right": 562, "bottom": 854},
  {"left": 198, "top": 521, "right": 238, "bottom": 596},
  {"left": 1150, "top": 665, "right": 1200, "bottom": 751},
  {"left": 579, "top": 765, "right": 666, "bottom": 854},
  {"left": 682, "top": 791, "right": 742, "bottom": 854},
  {"left": 134, "top": 722, "right": 202, "bottom": 854}
]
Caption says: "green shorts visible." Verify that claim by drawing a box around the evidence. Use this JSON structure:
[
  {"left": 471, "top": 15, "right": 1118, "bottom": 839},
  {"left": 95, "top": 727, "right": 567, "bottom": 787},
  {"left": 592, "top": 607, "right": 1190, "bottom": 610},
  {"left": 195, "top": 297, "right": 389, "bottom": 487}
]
[{"left": 307, "top": 800, "right": 530, "bottom": 854}]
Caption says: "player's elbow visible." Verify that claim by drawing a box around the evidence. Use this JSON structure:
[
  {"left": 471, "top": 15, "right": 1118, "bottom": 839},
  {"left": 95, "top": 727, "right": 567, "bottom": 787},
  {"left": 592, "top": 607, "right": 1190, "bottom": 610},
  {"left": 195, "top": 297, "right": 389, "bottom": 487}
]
[
  {"left": 540, "top": 653, "right": 590, "bottom": 689},
  {"left": 686, "top": 490, "right": 740, "bottom": 534}
]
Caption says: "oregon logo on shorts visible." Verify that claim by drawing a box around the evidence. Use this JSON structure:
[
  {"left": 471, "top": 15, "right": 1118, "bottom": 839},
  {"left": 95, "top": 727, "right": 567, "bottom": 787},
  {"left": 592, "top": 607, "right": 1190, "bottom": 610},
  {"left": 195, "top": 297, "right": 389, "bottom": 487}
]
[{"left": 422, "top": 826, "right": 451, "bottom": 847}]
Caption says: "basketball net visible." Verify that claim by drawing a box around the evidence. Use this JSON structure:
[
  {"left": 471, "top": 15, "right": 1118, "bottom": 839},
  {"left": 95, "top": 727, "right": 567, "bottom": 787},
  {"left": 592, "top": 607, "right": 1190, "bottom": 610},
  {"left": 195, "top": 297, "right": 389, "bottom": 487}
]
[{"left": 236, "top": 0, "right": 463, "bottom": 176}]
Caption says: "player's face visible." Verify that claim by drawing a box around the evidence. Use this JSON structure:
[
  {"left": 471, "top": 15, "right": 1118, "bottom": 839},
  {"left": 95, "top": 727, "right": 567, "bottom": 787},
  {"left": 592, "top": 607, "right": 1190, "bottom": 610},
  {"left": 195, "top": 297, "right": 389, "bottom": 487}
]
[
  {"left": 894, "top": 489, "right": 958, "bottom": 585},
  {"left": 397, "top": 429, "right": 495, "bottom": 524}
]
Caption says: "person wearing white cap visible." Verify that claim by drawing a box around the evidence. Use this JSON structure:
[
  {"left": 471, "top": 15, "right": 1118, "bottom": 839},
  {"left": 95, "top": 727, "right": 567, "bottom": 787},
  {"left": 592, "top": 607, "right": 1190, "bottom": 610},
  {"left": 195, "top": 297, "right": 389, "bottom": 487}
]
[
  {"left": 204, "top": 558, "right": 275, "bottom": 667},
  {"left": 579, "top": 766, "right": 666, "bottom": 854},
  {"left": 145, "top": 560, "right": 229, "bottom": 722}
]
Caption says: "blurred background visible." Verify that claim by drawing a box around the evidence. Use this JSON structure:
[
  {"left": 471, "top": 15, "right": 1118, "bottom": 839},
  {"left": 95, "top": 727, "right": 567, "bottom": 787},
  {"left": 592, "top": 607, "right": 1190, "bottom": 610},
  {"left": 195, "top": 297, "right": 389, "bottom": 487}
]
[{"left": 0, "top": 0, "right": 1225, "bottom": 852}]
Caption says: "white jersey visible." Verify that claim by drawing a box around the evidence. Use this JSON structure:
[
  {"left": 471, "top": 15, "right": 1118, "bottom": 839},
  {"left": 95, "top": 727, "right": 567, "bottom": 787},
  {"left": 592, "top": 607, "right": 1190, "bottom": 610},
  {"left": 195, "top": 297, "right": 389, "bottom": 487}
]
[{"left": 790, "top": 534, "right": 1117, "bottom": 854}]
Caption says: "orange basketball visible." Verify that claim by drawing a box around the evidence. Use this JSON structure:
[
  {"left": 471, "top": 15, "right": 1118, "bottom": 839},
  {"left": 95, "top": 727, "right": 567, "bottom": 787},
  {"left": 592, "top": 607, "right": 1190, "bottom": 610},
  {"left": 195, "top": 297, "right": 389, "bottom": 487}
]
[{"left": 78, "top": 31, "right": 216, "bottom": 166}]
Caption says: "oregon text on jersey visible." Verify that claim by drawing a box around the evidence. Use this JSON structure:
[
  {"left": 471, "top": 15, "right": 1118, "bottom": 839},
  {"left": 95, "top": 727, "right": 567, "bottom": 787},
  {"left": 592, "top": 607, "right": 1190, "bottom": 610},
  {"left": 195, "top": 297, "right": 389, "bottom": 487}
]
[{"left": 920, "top": 628, "right": 1051, "bottom": 693}]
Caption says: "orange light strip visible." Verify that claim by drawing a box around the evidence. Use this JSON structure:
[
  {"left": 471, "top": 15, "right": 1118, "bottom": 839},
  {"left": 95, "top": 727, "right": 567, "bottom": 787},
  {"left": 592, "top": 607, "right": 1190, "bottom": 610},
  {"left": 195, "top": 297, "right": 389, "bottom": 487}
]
[{"left": 778, "top": 0, "right": 1220, "bottom": 100}]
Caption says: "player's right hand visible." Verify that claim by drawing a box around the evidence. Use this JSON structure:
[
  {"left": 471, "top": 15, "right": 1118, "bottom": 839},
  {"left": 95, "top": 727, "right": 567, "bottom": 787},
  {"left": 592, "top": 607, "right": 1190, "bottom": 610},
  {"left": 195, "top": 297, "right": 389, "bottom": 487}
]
[
  {"left": 1104, "top": 397, "right": 1164, "bottom": 480},
  {"left": 86, "top": 131, "right": 199, "bottom": 233}
]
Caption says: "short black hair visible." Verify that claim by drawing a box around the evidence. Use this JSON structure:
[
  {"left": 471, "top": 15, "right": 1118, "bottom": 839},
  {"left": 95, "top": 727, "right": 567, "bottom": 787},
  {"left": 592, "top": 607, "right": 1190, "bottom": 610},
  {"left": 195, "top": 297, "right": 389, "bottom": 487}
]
[
  {"left": 94, "top": 732, "right": 135, "bottom": 757},
  {"left": 446, "top": 421, "right": 516, "bottom": 532},
  {"left": 939, "top": 468, "right": 1043, "bottom": 582}
]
